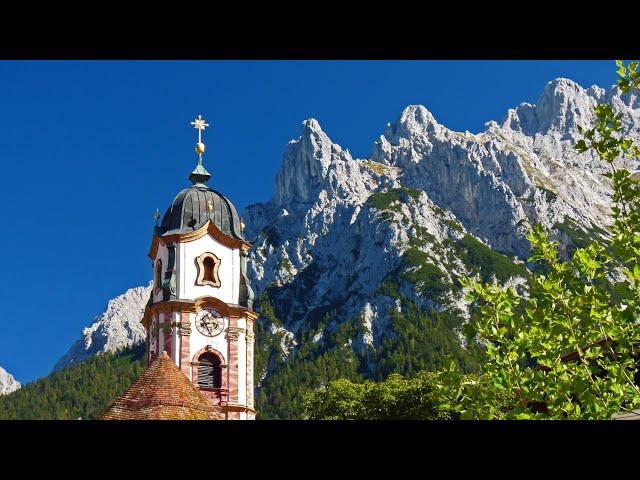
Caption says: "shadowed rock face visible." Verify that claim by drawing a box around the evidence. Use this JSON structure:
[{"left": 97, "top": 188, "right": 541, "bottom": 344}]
[
  {"left": 372, "top": 104, "right": 533, "bottom": 256},
  {"left": 0, "top": 366, "right": 20, "bottom": 396}
]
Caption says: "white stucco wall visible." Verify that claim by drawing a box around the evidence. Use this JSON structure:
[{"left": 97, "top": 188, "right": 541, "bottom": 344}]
[
  {"left": 151, "top": 232, "right": 240, "bottom": 304},
  {"left": 177, "top": 234, "right": 240, "bottom": 304}
]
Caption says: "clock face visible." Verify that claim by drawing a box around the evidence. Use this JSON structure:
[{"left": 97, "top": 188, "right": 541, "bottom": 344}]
[{"left": 195, "top": 309, "right": 224, "bottom": 337}]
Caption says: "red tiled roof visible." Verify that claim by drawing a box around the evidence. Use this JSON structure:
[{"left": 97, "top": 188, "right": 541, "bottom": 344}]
[{"left": 103, "top": 352, "right": 224, "bottom": 420}]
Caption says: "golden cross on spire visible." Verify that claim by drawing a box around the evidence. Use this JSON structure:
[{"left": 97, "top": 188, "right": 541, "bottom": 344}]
[{"left": 191, "top": 115, "right": 210, "bottom": 156}]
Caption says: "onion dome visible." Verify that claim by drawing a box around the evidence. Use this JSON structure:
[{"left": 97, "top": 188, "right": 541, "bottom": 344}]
[
  {"left": 158, "top": 182, "right": 245, "bottom": 240},
  {"left": 156, "top": 115, "right": 244, "bottom": 240}
]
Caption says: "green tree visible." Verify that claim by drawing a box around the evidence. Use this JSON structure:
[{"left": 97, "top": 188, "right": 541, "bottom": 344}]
[
  {"left": 302, "top": 367, "right": 512, "bottom": 420},
  {"left": 456, "top": 61, "right": 640, "bottom": 419},
  {"left": 303, "top": 371, "right": 453, "bottom": 419}
]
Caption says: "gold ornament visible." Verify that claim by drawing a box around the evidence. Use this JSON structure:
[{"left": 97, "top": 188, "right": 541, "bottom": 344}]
[{"left": 190, "top": 115, "right": 210, "bottom": 159}]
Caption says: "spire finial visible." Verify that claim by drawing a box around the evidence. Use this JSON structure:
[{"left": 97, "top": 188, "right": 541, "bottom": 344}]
[
  {"left": 191, "top": 114, "right": 210, "bottom": 158},
  {"left": 189, "top": 114, "right": 212, "bottom": 186}
]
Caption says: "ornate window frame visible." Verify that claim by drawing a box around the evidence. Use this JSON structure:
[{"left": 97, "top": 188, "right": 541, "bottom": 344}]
[
  {"left": 195, "top": 252, "right": 221, "bottom": 287},
  {"left": 191, "top": 346, "right": 228, "bottom": 392},
  {"left": 196, "top": 352, "right": 223, "bottom": 389}
]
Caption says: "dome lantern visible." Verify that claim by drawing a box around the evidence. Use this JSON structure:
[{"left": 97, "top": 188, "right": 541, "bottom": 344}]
[{"left": 189, "top": 114, "right": 212, "bottom": 186}]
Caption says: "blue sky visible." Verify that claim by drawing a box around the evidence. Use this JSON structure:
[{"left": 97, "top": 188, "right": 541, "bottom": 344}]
[{"left": 0, "top": 60, "right": 619, "bottom": 383}]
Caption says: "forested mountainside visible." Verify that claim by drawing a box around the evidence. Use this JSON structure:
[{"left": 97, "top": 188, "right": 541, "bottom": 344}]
[{"left": 0, "top": 345, "right": 144, "bottom": 420}]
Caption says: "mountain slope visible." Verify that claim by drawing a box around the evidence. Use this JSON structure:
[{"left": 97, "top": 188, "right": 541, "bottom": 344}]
[
  {"left": 0, "top": 345, "right": 144, "bottom": 420},
  {"left": 245, "top": 78, "right": 640, "bottom": 418},
  {"left": 53, "top": 284, "right": 151, "bottom": 372}
]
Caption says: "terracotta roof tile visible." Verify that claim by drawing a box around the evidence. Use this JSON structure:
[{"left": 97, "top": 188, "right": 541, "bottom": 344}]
[{"left": 103, "top": 352, "right": 224, "bottom": 420}]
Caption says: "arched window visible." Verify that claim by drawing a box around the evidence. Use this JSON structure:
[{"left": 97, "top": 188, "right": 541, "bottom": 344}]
[
  {"left": 154, "top": 260, "right": 162, "bottom": 293},
  {"left": 197, "top": 352, "right": 222, "bottom": 389},
  {"left": 195, "top": 252, "right": 221, "bottom": 287},
  {"left": 203, "top": 256, "right": 216, "bottom": 283}
]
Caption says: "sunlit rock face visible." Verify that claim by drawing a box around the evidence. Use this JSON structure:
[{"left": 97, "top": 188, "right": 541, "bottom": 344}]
[
  {"left": 0, "top": 367, "right": 20, "bottom": 396},
  {"left": 244, "top": 77, "right": 640, "bottom": 385},
  {"left": 53, "top": 284, "right": 152, "bottom": 372}
]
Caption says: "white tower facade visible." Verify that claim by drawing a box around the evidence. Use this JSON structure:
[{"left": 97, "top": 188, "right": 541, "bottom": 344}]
[{"left": 142, "top": 116, "right": 257, "bottom": 420}]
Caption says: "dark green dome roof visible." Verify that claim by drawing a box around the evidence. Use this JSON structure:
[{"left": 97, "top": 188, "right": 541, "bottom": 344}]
[
  {"left": 158, "top": 184, "right": 244, "bottom": 239},
  {"left": 152, "top": 134, "right": 253, "bottom": 310}
]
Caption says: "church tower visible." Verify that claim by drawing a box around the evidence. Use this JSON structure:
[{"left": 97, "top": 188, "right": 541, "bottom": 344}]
[{"left": 141, "top": 116, "right": 257, "bottom": 420}]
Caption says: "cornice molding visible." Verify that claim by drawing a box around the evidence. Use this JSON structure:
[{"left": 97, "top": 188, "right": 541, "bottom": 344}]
[
  {"left": 224, "top": 404, "right": 257, "bottom": 415},
  {"left": 142, "top": 297, "right": 258, "bottom": 328},
  {"left": 148, "top": 220, "right": 251, "bottom": 259}
]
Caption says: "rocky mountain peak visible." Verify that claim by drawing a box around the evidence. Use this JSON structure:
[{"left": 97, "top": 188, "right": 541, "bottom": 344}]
[
  {"left": 544, "top": 77, "right": 582, "bottom": 94},
  {"left": 501, "top": 77, "right": 604, "bottom": 136},
  {"left": 0, "top": 366, "right": 20, "bottom": 396},
  {"left": 399, "top": 104, "right": 439, "bottom": 129},
  {"left": 383, "top": 104, "right": 443, "bottom": 142},
  {"left": 301, "top": 117, "right": 324, "bottom": 133},
  {"left": 275, "top": 118, "right": 340, "bottom": 207},
  {"left": 536, "top": 77, "right": 598, "bottom": 132}
]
